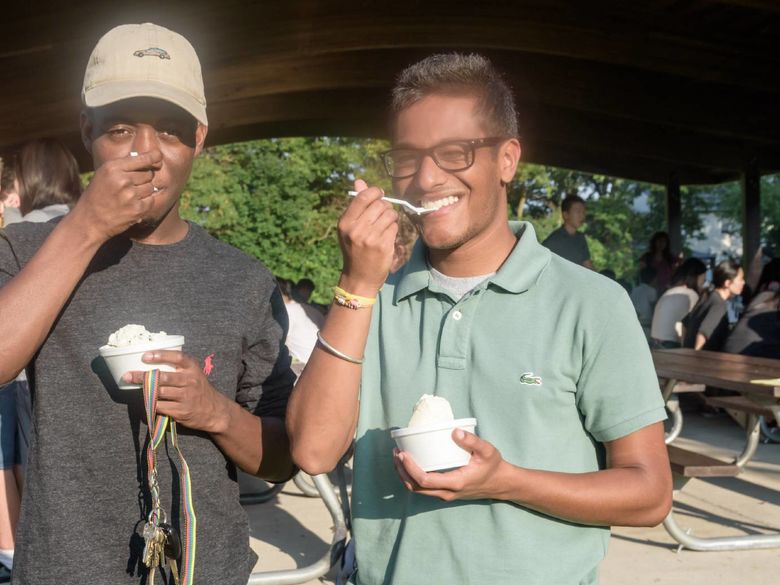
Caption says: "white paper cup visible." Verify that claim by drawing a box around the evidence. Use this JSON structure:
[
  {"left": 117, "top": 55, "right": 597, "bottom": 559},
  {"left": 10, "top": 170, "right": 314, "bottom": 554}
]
[
  {"left": 390, "top": 418, "right": 477, "bottom": 472},
  {"left": 98, "top": 336, "right": 184, "bottom": 390}
]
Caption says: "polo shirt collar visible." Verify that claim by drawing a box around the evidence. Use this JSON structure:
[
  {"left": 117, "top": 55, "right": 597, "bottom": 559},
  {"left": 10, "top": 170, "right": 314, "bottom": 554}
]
[{"left": 393, "top": 221, "right": 551, "bottom": 303}]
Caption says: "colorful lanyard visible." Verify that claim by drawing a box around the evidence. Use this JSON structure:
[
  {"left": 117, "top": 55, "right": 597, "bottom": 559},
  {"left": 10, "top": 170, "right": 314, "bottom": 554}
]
[{"left": 143, "top": 369, "right": 197, "bottom": 584}]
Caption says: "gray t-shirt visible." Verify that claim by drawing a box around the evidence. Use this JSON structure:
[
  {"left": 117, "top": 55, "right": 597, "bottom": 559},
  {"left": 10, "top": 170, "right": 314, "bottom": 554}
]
[
  {"left": 429, "top": 267, "right": 494, "bottom": 301},
  {"left": 0, "top": 220, "right": 295, "bottom": 585},
  {"left": 542, "top": 226, "right": 590, "bottom": 266}
]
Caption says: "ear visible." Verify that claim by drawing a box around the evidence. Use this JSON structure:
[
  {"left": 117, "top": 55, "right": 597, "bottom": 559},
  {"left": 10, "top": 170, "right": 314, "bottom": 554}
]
[
  {"left": 194, "top": 123, "right": 208, "bottom": 156},
  {"left": 499, "top": 138, "right": 521, "bottom": 185},
  {"left": 79, "top": 110, "right": 93, "bottom": 154}
]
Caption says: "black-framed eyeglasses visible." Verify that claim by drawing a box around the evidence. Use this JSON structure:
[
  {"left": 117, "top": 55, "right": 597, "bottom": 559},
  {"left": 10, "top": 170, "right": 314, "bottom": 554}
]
[{"left": 381, "top": 137, "right": 508, "bottom": 179}]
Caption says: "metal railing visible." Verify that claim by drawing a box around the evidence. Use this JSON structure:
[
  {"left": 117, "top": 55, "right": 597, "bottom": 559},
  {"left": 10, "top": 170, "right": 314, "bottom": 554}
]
[{"left": 246, "top": 473, "right": 348, "bottom": 584}]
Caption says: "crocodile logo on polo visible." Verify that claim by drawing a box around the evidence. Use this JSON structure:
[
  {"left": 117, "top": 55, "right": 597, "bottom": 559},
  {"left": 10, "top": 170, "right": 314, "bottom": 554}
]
[
  {"left": 133, "top": 47, "right": 171, "bottom": 60},
  {"left": 520, "top": 372, "right": 542, "bottom": 386}
]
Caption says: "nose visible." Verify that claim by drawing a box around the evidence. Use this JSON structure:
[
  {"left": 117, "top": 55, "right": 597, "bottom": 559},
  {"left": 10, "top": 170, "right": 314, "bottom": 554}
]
[
  {"left": 131, "top": 125, "right": 159, "bottom": 158},
  {"left": 414, "top": 153, "right": 448, "bottom": 192}
]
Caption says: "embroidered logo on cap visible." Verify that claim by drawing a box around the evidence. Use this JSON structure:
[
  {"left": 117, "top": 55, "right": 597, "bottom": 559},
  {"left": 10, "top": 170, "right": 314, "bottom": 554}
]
[
  {"left": 133, "top": 47, "right": 171, "bottom": 60},
  {"left": 520, "top": 372, "right": 542, "bottom": 386}
]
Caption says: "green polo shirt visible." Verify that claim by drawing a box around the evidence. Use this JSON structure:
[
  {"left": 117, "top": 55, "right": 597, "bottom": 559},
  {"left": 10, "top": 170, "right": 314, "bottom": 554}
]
[{"left": 351, "top": 222, "right": 666, "bottom": 585}]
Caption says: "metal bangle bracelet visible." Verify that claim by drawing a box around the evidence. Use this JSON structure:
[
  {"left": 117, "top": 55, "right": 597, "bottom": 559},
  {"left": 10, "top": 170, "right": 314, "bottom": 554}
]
[{"left": 316, "top": 331, "right": 364, "bottom": 365}]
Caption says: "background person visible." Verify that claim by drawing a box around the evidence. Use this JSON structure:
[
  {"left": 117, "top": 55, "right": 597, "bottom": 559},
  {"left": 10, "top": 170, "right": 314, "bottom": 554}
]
[
  {"left": 277, "top": 277, "right": 324, "bottom": 374},
  {"left": 542, "top": 194, "right": 593, "bottom": 268},
  {"left": 723, "top": 259, "right": 780, "bottom": 358},
  {"left": 0, "top": 139, "right": 82, "bottom": 577},
  {"left": 630, "top": 265, "right": 658, "bottom": 339},
  {"left": 292, "top": 277, "right": 329, "bottom": 315},
  {"left": 291, "top": 277, "right": 315, "bottom": 304},
  {"left": 682, "top": 260, "right": 745, "bottom": 351},
  {"left": 390, "top": 209, "right": 418, "bottom": 273},
  {"left": 650, "top": 257, "right": 707, "bottom": 348},
  {"left": 639, "top": 231, "right": 677, "bottom": 294},
  {"left": 0, "top": 169, "right": 21, "bottom": 229},
  {"left": 2, "top": 139, "right": 81, "bottom": 226}
]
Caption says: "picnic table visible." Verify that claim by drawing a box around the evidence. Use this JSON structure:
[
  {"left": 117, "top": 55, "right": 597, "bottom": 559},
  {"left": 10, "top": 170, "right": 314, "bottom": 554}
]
[
  {"left": 652, "top": 348, "right": 780, "bottom": 551},
  {"left": 654, "top": 348, "right": 780, "bottom": 443}
]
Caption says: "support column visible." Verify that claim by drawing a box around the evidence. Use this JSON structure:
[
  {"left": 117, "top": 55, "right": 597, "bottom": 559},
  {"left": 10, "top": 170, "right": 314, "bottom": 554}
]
[
  {"left": 741, "top": 161, "right": 761, "bottom": 268},
  {"left": 666, "top": 171, "right": 682, "bottom": 257}
]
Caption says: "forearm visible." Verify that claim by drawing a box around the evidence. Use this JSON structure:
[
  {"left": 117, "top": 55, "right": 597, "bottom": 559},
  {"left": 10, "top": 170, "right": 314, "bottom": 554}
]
[
  {"left": 493, "top": 462, "right": 671, "bottom": 527},
  {"left": 0, "top": 213, "right": 102, "bottom": 382},
  {"left": 694, "top": 333, "right": 707, "bottom": 350},
  {"left": 209, "top": 397, "right": 295, "bottom": 482},
  {"left": 287, "top": 277, "right": 375, "bottom": 475}
]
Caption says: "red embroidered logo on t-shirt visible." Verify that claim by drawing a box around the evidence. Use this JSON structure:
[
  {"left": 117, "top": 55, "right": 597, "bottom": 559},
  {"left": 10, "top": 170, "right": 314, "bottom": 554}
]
[{"left": 203, "top": 354, "right": 215, "bottom": 376}]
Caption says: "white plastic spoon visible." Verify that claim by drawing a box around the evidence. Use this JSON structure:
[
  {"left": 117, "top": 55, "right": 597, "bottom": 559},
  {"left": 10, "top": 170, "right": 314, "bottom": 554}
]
[{"left": 347, "top": 191, "right": 435, "bottom": 215}]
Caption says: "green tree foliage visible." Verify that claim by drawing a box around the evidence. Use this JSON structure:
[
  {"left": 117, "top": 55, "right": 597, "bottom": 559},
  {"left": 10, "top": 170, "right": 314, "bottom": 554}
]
[
  {"left": 180, "top": 137, "right": 389, "bottom": 304},
  {"left": 510, "top": 164, "right": 707, "bottom": 281}
]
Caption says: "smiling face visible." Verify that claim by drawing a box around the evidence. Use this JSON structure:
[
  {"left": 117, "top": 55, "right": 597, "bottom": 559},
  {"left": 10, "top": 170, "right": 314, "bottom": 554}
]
[
  {"left": 81, "top": 97, "right": 207, "bottom": 237},
  {"left": 391, "top": 94, "right": 520, "bottom": 254}
]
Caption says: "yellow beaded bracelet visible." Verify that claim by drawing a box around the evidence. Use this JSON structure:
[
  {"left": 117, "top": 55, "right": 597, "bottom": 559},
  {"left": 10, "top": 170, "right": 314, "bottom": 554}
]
[{"left": 332, "top": 286, "right": 378, "bottom": 310}]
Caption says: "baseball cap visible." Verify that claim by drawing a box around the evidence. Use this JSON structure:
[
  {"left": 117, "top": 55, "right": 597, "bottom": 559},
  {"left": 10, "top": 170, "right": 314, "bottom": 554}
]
[{"left": 82, "top": 23, "right": 207, "bottom": 125}]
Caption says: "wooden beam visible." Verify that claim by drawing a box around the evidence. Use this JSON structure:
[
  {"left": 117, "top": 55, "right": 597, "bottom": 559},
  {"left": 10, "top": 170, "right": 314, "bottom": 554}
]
[
  {"left": 0, "top": 88, "right": 742, "bottom": 185},
  {"left": 1, "top": 1, "right": 779, "bottom": 93},
  {"left": 667, "top": 172, "right": 683, "bottom": 255}
]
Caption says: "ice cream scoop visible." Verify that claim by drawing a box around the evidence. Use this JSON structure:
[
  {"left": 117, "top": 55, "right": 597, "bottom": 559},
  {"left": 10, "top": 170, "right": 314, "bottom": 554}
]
[
  {"left": 99, "top": 324, "right": 184, "bottom": 390},
  {"left": 391, "top": 394, "right": 476, "bottom": 472},
  {"left": 408, "top": 394, "right": 455, "bottom": 427},
  {"left": 105, "top": 324, "right": 169, "bottom": 348}
]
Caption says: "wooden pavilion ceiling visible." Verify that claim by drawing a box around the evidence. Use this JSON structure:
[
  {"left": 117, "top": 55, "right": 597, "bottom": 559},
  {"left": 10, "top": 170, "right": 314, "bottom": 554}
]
[{"left": 1, "top": 0, "right": 779, "bottom": 184}]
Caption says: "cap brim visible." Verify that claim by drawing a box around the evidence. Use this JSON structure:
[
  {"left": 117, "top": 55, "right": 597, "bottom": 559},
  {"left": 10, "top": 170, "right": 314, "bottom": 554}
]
[{"left": 83, "top": 80, "right": 208, "bottom": 126}]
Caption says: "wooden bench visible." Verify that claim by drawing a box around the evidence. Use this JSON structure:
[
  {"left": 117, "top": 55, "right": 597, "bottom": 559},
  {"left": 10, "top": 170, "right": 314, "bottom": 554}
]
[
  {"left": 669, "top": 382, "right": 705, "bottom": 394},
  {"left": 704, "top": 395, "right": 777, "bottom": 419},
  {"left": 663, "top": 442, "right": 780, "bottom": 551},
  {"left": 667, "top": 445, "right": 740, "bottom": 477}
]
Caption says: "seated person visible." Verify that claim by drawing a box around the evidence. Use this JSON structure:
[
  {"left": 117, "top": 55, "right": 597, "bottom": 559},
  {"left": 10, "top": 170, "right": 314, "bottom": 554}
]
[
  {"left": 650, "top": 258, "right": 706, "bottom": 348},
  {"left": 278, "top": 277, "right": 324, "bottom": 372},
  {"left": 630, "top": 266, "right": 658, "bottom": 338},
  {"left": 682, "top": 260, "right": 745, "bottom": 351},
  {"left": 723, "top": 259, "right": 779, "bottom": 358}
]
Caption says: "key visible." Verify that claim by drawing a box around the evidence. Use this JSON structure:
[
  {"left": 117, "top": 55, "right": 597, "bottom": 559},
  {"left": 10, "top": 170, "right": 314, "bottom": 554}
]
[
  {"left": 160, "top": 523, "right": 182, "bottom": 585},
  {"left": 142, "top": 523, "right": 165, "bottom": 569},
  {"left": 166, "top": 557, "right": 181, "bottom": 585},
  {"left": 142, "top": 522, "right": 157, "bottom": 567},
  {"left": 159, "top": 523, "right": 182, "bottom": 560}
]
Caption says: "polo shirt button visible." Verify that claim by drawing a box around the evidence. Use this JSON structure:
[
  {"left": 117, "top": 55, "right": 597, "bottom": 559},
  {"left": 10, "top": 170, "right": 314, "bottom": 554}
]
[{"left": 452, "top": 310, "right": 463, "bottom": 321}]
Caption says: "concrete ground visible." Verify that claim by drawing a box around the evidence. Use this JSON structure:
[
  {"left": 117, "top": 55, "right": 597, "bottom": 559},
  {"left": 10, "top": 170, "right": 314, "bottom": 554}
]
[{"left": 243, "top": 412, "right": 780, "bottom": 584}]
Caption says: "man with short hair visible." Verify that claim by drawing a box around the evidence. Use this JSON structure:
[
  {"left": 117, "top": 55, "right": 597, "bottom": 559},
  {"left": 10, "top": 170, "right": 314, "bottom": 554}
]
[
  {"left": 288, "top": 53, "right": 671, "bottom": 584},
  {"left": 543, "top": 194, "right": 593, "bottom": 268},
  {"left": 0, "top": 23, "right": 295, "bottom": 584}
]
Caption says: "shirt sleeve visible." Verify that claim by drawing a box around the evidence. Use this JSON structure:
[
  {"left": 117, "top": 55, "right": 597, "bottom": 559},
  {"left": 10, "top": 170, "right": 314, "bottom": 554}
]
[
  {"left": 576, "top": 286, "right": 667, "bottom": 443},
  {"left": 236, "top": 282, "right": 296, "bottom": 419}
]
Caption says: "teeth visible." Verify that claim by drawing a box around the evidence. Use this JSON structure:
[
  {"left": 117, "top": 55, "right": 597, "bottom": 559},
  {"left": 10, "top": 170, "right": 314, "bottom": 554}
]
[{"left": 421, "top": 196, "right": 459, "bottom": 210}]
